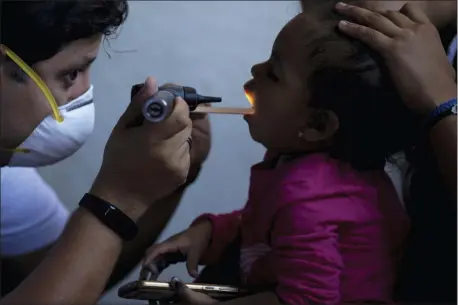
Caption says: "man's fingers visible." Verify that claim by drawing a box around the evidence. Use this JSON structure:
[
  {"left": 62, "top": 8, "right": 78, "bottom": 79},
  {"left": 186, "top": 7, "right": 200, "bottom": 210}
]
[
  {"left": 162, "top": 120, "right": 193, "bottom": 154},
  {"left": 117, "top": 77, "right": 158, "bottom": 129},
  {"left": 335, "top": 2, "right": 402, "bottom": 37},
  {"left": 338, "top": 20, "right": 391, "bottom": 52},
  {"left": 190, "top": 103, "right": 211, "bottom": 120},
  {"left": 400, "top": 3, "right": 430, "bottom": 24}
]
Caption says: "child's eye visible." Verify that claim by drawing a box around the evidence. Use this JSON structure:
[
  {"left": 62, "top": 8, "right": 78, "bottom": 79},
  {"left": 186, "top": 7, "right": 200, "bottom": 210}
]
[{"left": 267, "top": 69, "right": 279, "bottom": 82}]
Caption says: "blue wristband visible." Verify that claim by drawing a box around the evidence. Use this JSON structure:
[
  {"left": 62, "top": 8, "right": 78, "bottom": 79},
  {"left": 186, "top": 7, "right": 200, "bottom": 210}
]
[{"left": 425, "top": 98, "right": 457, "bottom": 130}]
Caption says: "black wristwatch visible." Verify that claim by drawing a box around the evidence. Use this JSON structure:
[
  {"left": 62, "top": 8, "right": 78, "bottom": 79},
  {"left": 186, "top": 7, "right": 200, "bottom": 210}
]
[{"left": 79, "top": 193, "right": 139, "bottom": 241}]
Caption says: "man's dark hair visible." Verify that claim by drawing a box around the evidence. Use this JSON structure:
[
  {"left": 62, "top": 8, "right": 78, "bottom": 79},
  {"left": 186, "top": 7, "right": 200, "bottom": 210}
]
[{"left": 0, "top": 0, "right": 128, "bottom": 65}]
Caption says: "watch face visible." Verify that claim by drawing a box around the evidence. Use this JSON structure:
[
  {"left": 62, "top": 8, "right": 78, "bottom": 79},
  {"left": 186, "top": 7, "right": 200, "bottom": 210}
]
[{"left": 452, "top": 104, "right": 457, "bottom": 115}]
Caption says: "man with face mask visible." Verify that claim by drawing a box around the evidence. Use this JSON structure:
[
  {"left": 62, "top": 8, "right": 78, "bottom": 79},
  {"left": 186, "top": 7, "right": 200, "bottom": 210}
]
[{"left": 0, "top": 1, "right": 210, "bottom": 305}]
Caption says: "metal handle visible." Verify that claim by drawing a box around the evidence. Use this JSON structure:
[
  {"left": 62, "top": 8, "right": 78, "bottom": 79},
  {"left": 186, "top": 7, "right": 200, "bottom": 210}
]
[{"left": 142, "top": 90, "right": 176, "bottom": 123}]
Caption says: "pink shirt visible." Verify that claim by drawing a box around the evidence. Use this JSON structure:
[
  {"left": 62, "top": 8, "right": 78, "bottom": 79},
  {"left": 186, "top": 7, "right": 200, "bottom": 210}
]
[{"left": 193, "top": 153, "right": 409, "bottom": 305}]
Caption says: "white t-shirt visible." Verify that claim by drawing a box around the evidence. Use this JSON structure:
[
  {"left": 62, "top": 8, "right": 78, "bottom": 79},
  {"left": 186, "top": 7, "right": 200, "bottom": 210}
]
[{"left": 1, "top": 167, "right": 69, "bottom": 257}]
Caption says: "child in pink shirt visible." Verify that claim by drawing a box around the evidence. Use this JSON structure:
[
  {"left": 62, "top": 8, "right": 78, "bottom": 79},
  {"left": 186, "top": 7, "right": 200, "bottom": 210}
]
[{"left": 143, "top": 7, "right": 418, "bottom": 305}]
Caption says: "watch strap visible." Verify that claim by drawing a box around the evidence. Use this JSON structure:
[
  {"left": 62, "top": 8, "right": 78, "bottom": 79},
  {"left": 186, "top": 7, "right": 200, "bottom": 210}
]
[
  {"left": 425, "top": 98, "right": 457, "bottom": 131},
  {"left": 79, "top": 193, "right": 139, "bottom": 241}
]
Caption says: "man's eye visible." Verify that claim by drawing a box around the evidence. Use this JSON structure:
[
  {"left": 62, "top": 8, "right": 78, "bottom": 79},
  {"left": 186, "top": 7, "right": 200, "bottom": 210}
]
[
  {"left": 68, "top": 70, "right": 79, "bottom": 81},
  {"left": 63, "top": 69, "right": 81, "bottom": 87}
]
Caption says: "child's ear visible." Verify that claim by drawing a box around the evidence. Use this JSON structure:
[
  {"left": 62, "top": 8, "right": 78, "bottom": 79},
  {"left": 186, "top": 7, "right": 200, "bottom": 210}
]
[{"left": 299, "top": 108, "right": 339, "bottom": 142}]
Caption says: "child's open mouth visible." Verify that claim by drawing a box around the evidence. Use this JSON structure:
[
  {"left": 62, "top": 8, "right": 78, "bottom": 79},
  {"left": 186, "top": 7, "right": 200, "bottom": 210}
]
[
  {"left": 243, "top": 88, "right": 255, "bottom": 116},
  {"left": 244, "top": 90, "right": 255, "bottom": 107}
]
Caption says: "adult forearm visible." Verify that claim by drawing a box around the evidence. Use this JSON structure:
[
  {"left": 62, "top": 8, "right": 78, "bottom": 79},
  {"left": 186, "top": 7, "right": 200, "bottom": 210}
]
[
  {"left": 425, "top": 1, "right": 457, "bottom": 29},
  {"left": 428, "top": 115, "right": 457, "bottom": 199},
  {"left": 106, "top": 186, "right": 187, "bottom": 290},
  {"left": 0, "top": 208, "right": 124, "bottom": 305}
]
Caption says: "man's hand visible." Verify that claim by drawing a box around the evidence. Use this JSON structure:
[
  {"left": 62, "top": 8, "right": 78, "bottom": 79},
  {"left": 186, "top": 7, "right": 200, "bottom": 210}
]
[
  {"left": 90, "top": 77, "right": 193, "bottom": 220},
  {"left": 335, "top": 2, "right": 457, "bottom": 115},
  {"left": 187, "top": 109, "right": 211, "bottom": 183},
  {"left": 159, "top": 82, "right": 211, "bottom": 184}
]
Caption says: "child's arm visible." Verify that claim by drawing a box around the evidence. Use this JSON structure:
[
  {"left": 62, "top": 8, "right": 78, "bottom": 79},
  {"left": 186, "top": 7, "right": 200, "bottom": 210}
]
[
  {"left": 248, "top": 198, "right": 345, "bottom": 305},
  {"left": 190, "top": 210, "right": 243, "bottom": 265}
]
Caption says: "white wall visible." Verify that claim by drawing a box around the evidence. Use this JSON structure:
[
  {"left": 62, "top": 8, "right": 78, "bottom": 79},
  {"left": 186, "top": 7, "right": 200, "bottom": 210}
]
[{"left": 38, "top": 1, "right": 299, "bottom": 303}]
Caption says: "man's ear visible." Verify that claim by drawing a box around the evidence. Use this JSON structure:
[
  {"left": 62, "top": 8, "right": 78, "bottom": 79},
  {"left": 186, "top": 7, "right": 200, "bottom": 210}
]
[
  {"left": 0, "top": 57, "right": 28, "bottom": 83},
  {"left": 299, "top": 108, "right": 339, "bottom": 142}
]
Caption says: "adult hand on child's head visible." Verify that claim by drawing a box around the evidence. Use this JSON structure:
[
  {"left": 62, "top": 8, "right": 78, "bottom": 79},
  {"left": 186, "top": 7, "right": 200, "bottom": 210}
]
[
  {"left": 335, "top": 2, "right": 457, "bottom": 116},
  {"left": 170, "top": 277, "right": 220, "bottom": 304}
]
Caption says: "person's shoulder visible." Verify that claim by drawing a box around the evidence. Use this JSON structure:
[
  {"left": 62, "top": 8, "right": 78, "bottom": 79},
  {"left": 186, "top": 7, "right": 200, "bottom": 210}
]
[
  {"left": 2, "top": 166, "right": 62, "bottom": 203},
  {"left": 279, "top": 153, "right": 362, "bottom": 189},
  {"left": 274, "top": 153, "right": 349, "bottom": 203},
  {"left": 276, "top": 154, "right": 399, "bottom": 214},
  {"left": 1, "top": 166, "right": 69, "bottom": 256}
]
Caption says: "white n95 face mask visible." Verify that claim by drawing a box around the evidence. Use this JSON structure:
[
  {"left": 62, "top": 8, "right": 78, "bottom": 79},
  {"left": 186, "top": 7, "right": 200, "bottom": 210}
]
[{"left": 9, "top": 85, "right": 95, "bottom": 167}]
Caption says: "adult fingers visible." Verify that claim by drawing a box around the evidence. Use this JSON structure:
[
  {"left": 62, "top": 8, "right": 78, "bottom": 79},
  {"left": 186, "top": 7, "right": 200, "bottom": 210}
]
[
  {"left": 337, "top": 20, "right": 392, "bottom": 53},
  {"left": 190, "top": 103, "right": 211, "bottom": 121},
  {"left": 163, "top": 121, "right": 193, "bottom": 158},
  {"left": 381, "top": 10, "right": 415, "bottom": 28},
  {"left": 400, "top": 2, "right": 431, "bottom": 24},
  {"left": 117, "top": 77, "right": 158, "bottom": 129},
  {"left": 335, "top": 2, "right": 402, "bottom": 37}
]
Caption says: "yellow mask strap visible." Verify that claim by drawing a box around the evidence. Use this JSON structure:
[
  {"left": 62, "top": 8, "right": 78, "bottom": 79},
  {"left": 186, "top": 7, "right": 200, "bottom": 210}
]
[{"left": 1, "top": 44, "right": 63, "bottom": 122}]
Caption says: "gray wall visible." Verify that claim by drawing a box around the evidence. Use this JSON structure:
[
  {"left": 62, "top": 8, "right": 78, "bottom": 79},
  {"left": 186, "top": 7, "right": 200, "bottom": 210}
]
[{"left": 38, "top": 1, "right": 300, "bottom": 303}]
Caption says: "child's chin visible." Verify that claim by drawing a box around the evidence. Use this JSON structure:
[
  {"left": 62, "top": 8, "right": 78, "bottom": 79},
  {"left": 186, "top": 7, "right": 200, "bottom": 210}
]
[{"left": 246, "top": 122, "right": 261, "bottom": 142}]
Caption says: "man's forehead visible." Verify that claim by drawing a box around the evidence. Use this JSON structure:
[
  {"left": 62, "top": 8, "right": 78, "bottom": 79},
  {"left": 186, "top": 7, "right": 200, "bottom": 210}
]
[{"left": 37, "top": 34, "right": 102, "bottom": 72}]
